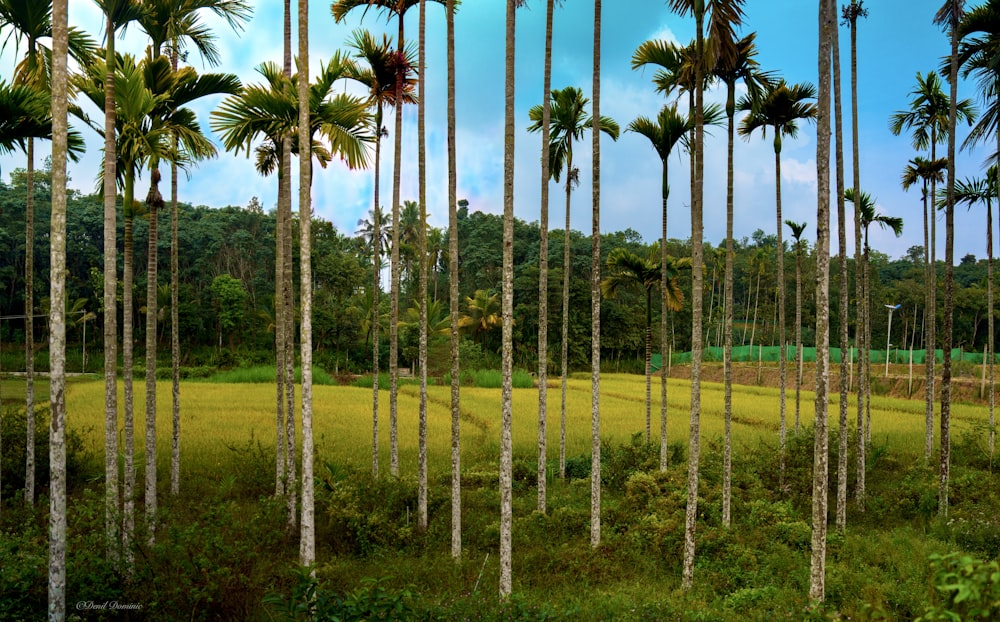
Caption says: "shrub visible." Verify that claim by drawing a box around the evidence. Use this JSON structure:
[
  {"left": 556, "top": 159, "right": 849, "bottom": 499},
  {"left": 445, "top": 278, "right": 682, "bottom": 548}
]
[{"left": 916, "top": 553, "right": 1000, "bottom": 621}]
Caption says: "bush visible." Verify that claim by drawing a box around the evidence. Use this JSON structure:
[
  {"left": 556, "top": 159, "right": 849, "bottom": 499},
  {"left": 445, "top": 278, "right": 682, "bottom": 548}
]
[{"left": 917, "top": 553, "right": 1000, "bottom": 621}]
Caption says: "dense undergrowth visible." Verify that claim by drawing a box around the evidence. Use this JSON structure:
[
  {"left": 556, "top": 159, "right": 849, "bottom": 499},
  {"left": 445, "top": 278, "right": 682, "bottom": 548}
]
[{"left": 2, "top": 405, "right": 1000, "bottom": 620}]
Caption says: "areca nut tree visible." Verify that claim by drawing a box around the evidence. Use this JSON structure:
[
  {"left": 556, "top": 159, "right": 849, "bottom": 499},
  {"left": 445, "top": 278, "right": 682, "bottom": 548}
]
[
  {"left": 47, "top": 0, "right": 68, "bottom": 615},
  {"left": 953, "top": 168, "right": 996, "bottom": 458},
  {"left": 890, "top": 70, "right": 974, "bottom": 464},
  {"left": 590, "top": 0, "right": 603, "bottom": 551},
  {"left": 710, "top": 26, "right": 769, "bottom": 528},
  {"left": 527, "top": 85, "right": 619, "bottom": 481},
  {"left": 602, "top": 245, "right": 689, "bottom": 450},
  {"left": 0, "top": 0, "right": 94, "bottom": 507},
  {"left": 347, "top": 27, "right": 416, "bottom": 479},
  {"left": 627, "top": 103, "right": 691, "bottom": 472},
  {"left": 138, "top": 0, "right": 252, "bottom": 500},
  {"left": 446, "top": 0, "right": 461, "bottom": 559},
  {"left": 901, "top": 155, "right": 947, "bottom": 460},
  {"left": 738, "top": 77, "right": 817, "bottom": 484},
  {"left": 934, "top": 0, "right": 964, "bottom": 517},
  {"left": 331, "top": 0, "right": 448, "bottom": 479},
  {"left": 786, "top": 220, "right": 808, "bottom": 433}
]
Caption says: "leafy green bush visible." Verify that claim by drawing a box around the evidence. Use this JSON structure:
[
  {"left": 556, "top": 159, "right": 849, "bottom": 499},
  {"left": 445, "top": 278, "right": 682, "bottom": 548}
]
[
  {"left": 917, "top": 553, "right": 1000, "bottom": 621},
  {"left": 0, "top": 406, "right": 97, "bottom": 501},
  {"left": 266, "top": 569, "right": 417, "bottom": 622}
]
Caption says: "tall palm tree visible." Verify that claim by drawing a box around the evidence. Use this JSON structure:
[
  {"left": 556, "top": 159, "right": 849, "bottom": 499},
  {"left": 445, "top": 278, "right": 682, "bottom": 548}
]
[
  {"left": 527, "top": 86, "right": 619, "bottom": 481},
  {"left": 935, "top": 0, "right": 964, "bottom": 517},
  {"left": 47, "top": 1, "right": 67, "bottom": 615},
  {"left": 810, "top": 0, "right": 834, "bottom": 602},
  {"left": 92, "top": 0, "right": 142, "bottom": 564},
  {"left": 446, "top": 0, "right": 461, "bottom": 560},
  {"left": 738, "top": 78, "right": 817, "bottom": 482},
  {"left": 953, "top": 168, "right": 996, "bottom": 457},
  {"left": 331, "top": 0, "right": 446, "bottom": 479},
  {"left": 843, "top": 0, "right": 868, "bottom": 509},
  {"left": 901, "top": 155, "right": 947, "bottom": 460},
  {"left": 0, "top": 0, "right": 94, "bottom": 507},
  {"left": 890, "top": 71, "right": 974, "bottom": 466},
  {"left": 348, "top": 28, "right": 416, "bottom": 479},
  {"left": 535, "top": 0, "right": 560, "bottom": 516},
  {"left": 786, "top": 220, "right": 808, "bottom": 432},
  {"left": 458, "top": 289, "right": 502, "bottom": 344},
  {"left": 711, "top": 27, "right": 768, "bottom": 528},
  {"left": 589, "top": 0, "right": 604, "bottom": 552},
  {"left": 602, "top": 244, "right": 688, "bottom": 442},
  {"left": 499, "top": 0, "right": 518, "bottom": 598},
  {"left": 627, "top": 103, "right": 691, "bottom": 472}
]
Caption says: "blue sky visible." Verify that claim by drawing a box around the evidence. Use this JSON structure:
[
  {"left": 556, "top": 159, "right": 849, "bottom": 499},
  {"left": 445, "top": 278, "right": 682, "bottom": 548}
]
[{"left": 0, "top": 0, "right": 993, "bottom": 263}]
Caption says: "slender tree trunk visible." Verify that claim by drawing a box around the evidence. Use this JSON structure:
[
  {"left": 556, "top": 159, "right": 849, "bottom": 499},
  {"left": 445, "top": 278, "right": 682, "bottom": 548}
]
[
  {"left": 723, "top": 80, "right": 735, "bottom": 525},
  {"left": 170, "top": 48, "right": 181, "bottom": 498},
  {"left": 297, "top": 0, "right": 315, "bottom": 568},
  {"left": 25, "top": 134, "right": 35, "bottom": 507},
  {"left": 447, "top": 0, "right": 461, "bottom": 560},
  {"left": 832, "top": 7, "right": 850, "bottom": 532},
  {"left": 102, "top": 10, "right": 120, "bottom": 560},
  {"left": 810, "top": 0, "right": 833, "bottom": 602},
  {"left": 537, "top": 0, "right": 555, "bottom": 513},
  {"left": 940, "top": 6, "right": 959, "bottom": 516},
  {"left": 499, "top": 0, "right": 516, "bottom": 598},
  {"left": 987, "top": 191, "right": 994, "bottom": 460},
  {"left": 122, "top": 173, "right": 136, "bottom": 566},
  {"left": 774, "top": 140, "right": 787, "bottom": 481},
  {"left": 559, "top": 139, "right": 573, "bottom": 480},
  {"left": 47, "top": 4, "right": 68, "bottom": 615},
  {"left": 144, "top": 165, "right": 163, "bottom": 543},
  {"left": 372, "top": 120, "right": 382, "bottom": 479},
  {"left": 389, "top": 4, "right": 406, "bottom": 479},
  {"left": 682, "top": 5, "right": 705, "bottom": 591},
  {"left": 590, "top": 0, "right": 603, "bottom": 551},
  {"left": 283, "top": 0, "right": 296, "bottom": 528},
  {"left": 417, "top": 0, "right": 429, "bottom": 533},
  {"left": 660, "top": 157, "right": 670, "bottom": 473},
  {"left": 924, "top": 178, "right": 933, "bottom": 460},
  {"left": 276, "top": 158, "right": 287, "bottom": 498},
  {"left": 795, "top": 244, "right": 803, "bottom": 432},
  {"left": 850, "top": 9, "right": 866, "bottom": 510}
]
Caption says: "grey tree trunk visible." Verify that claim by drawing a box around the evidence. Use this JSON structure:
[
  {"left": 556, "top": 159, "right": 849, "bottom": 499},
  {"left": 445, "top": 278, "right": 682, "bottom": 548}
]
[
  {"left": 170, "top": 50, "right": 181, "bottom": 498},
  {"left": 537, "top": 0, "right": 555, "bottom": 515},
  {"left": 682, "top": 6, "right": 706, "bottom": 591},
  {"left": 283, "top": 0, "right": 296, "bottom": 528},
  {"left": 660, "top": 156, "right": 670, "bottom": 473},
  {"left": 927, "top": 135, "right": 939, "bottom": 461},
  {"left": 389, "top": 7, "right": 406, "bottom": 479},
  {"left": 559, "top": 140, "right": 573, "bottom": 480},
  {"left": 795, "top": 241, "right": 802, "bottom": 432},
  {"left": 500, "top": 0, "right": 516, "bottom": 597},
  {"left": 417, "top": 0, "right": 429, "bottom": 533},
  {"left": 102, "top": 10, "right": 120, "bottom": 559},
  {"left": 47, "top": 4, "right": 68, "bottom": 615},
  {"left": 774, "top": 145, "right": 787, "bottom": 480},
  {"left": 723, "top": 80, "right": 734, "bottom": 526},
  {"left": 297, "top": 0, "right": 315, "bottom": 568},
  {"left": 144, "top": 167, "right": 162, "bottom": 543},
  {"left": 590, "top": 0, "right": 603, "bottom": 550},
  {"left": 832, "top": 7, "right": 850, "bottom": 532},
  {"left": 122, "top": 174, "right": 136, "bottom": 566},
  {"left": 25, "top": 135, "right": 35, "bottom": 507},
  {"left": 372, "top": 126, "right": 382, "bottom": 479},
  {"left": 447, "top": 0, "right": 461, "bottom": 561},
  {"left": 849, "top": 6, "right": 866, "bottom": 510},
  {"left": 810, "top": 1, "right": 833, "bottom": 602}
]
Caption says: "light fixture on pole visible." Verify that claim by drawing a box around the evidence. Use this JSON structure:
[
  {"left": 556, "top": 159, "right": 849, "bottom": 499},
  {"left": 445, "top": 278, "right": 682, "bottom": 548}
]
[{"left": 885, "top": 303, "right": 901, "bottom": 377}]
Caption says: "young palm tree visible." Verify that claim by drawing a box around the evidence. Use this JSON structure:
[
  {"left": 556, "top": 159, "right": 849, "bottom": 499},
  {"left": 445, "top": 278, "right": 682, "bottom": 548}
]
[
  {"left": 527, "top": 86, "right": 619, "bottom": 480},
  {"left": 0, "top": 0, "right": 94, "bottom": 507},
  {"left": 935, "top": 0, "right": 964, "bottom": 517},
  {"left": 738, "top": 78, "right": 817, "bottom": 483},
  {"left": 901, "top": 155, "right": 947, "bottom": 459},
  {"left": 348, "top": 28, "right": 416, "bottom": 479},
  {"left": 953, "top": 168, "right": 996, "bottom": 457},
  {"left": 786, "top": 220, "right": 808, "bottom": 432},
  {"left": 890, "top": 71, "right": 974, "bottom": 464},
  {"left": 47, "top": 1, "right": 68, "bottom": 615},
  {"left": 627, "top": 103, "right": 691, "bottom": 471}
]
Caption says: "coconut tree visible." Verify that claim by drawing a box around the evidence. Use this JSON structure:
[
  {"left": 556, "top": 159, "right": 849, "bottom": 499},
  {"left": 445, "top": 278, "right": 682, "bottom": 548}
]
[
  {"left": 738, "top": 78, "right": 817, "bottom": 483},
  {"left": 347, "top": 28, "right": 416, "bottom": 479},
  {"left": 890, "top": 71, "right": 974, "bottom": 467},
  {"left": 47, "top": 0, "right": 67, "bottom": 615},
  {"left": 527, "top": 86, "right": 619, "bottom": 481},
  {"left": 627, "top": 103, "right": 692, "bottom": 471},
  {"left": 786, "top": 220, "right": 808, "bottom": 432},
  {"left": 935, "top": 0, "right": 964, "bottom": 516},
  {"left": 953, "top": 168, "right": 996, "bottom": 457},
  {"left": 901, "top": 155, "right": 948, "bottom": 460},
  {"left": 0, "top": 0, "right": 94, "bottom": 507}
]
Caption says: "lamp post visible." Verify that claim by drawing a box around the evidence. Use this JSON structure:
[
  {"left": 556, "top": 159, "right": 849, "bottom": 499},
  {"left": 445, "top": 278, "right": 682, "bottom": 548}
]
[{"left": 885, "top": 303, "right": 901, "bottom": 377}]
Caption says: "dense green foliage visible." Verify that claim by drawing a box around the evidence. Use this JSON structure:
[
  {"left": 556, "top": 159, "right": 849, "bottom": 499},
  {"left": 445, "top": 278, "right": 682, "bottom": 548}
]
[{"left": 0, "top": 163, "right": 997, "bottom": 377}]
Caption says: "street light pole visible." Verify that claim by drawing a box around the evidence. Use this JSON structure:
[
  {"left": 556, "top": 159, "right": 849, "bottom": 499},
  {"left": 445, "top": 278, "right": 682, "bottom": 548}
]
[{"left": 885, "top": 303, "right": 901, "bottom": 377}]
